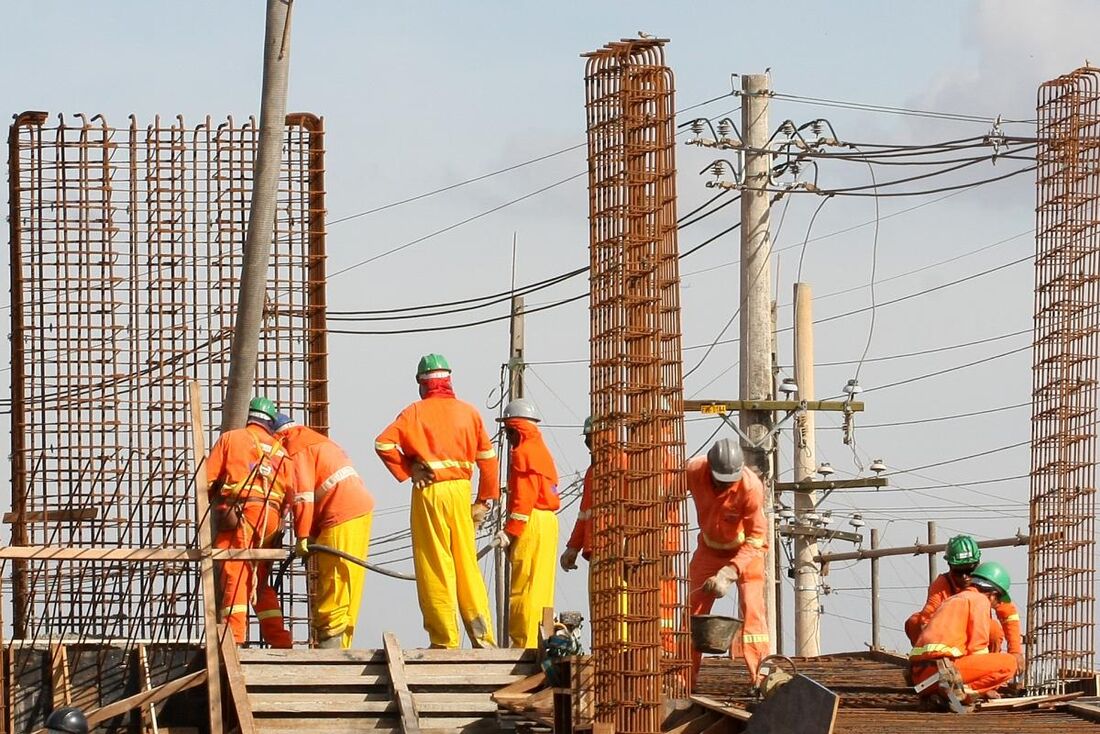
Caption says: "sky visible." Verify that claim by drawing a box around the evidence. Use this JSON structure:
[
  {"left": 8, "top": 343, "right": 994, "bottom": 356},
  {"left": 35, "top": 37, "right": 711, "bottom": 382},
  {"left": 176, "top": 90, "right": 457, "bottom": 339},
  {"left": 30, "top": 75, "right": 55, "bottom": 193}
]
[{"left": 1, "top": 0, "right": 1098, "bottom": 657}]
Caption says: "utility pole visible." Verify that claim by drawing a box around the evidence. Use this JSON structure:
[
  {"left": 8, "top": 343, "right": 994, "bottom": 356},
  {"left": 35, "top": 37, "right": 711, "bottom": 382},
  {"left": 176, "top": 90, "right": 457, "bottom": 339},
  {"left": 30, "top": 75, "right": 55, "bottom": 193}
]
[
  {"left": 739, "top": 72, "right": 777, "bottom": 648},
  {"left": 221, "top": 0, "right": 295, "bottom": 431},
  {"left": 792, "top": 283, "right": 820, "bottom": 656},
  {"left": 870, "top": 528, "right": 880, "bottom": 650},
  {"left": 496, "top": 294, "right": 524, "bottom": 641},
  {"left": 927, "top": 521, "right": 937, "bottom": 585}
]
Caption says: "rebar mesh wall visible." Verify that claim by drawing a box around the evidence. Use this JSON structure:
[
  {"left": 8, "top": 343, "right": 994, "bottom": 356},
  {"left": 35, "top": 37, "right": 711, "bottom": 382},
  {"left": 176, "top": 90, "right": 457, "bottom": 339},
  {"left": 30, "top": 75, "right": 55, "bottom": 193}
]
[
  {"left": 1028, "top": 68, "right": 1100, "bottom": 692},
  {"left": 583, "top": 39, "right": 690, "bottom": 733},
  {"left": 7, "top": 111, "right": 328, "bottom": 648}
]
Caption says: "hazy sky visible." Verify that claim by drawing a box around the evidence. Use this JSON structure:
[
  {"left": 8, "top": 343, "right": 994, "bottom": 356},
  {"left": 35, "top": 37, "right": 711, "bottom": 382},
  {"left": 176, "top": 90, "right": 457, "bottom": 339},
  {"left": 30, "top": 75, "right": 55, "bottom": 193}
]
[{"left": 2, "top": 0, "right": 1098, "bottom": 655}]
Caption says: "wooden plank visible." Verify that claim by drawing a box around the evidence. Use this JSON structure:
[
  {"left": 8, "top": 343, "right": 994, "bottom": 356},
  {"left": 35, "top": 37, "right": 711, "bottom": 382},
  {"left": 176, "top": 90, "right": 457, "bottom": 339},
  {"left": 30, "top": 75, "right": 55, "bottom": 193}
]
[
  {"left": 409, "top": 674, "right": 529, "bottom": 687},
  {"left": 249, "top": 693, "right": 393, "bottom": 713},
  {"left": 2, "top": 508, "right": 99, "bottom": 524},
  {"left": 0, "top": 546, "right": 285, "bottom": 561},
  {"left": 253, "top": 719, "right": 400, "bottom": 733},
  {"left": 384, "top": 632, "right": 421, "bottom": 734},
  {"left": 219, "top": 624, "right": 257, "bottom": 734},
  {"left": 409, "top": 662, "right": 538, "bottom": 677},
  {"left": 684, "top": 399, "right": 864, "bottom": 414},
  {"left": 242, "top": 662, "right": 389, "bottom": 685},
  {"left": 238, "top": 646, "right": 537, "bottom": 664},
  {"left": 976, "top": 691, "right": 1082, "bottom": 710},
  {"left": 491, "top": 671, "right": 547, "bottom": 705},
  {"left": 689, "top": 695, "right": 752, "bottom": 723},
  {"left": 136, "top": 644, "right": 157, "bottom": 731},
  {"left": 239, "top": 647, "right": 386, "bottom": 664},
  {"left": 403, "top": 648, "right": 538, "bottom": 664},
  {"left": 49, "top": 643, "right": 70, "bottom": 709},
  {"left": 1067, "top": 698, "right": 1100, "bottom": 722}
]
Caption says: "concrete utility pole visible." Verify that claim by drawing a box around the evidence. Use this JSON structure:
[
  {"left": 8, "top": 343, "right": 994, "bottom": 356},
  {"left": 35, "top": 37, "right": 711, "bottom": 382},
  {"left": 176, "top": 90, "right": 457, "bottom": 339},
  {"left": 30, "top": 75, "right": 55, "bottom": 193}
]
[
  {"left": 739, "top": 73, "right": 777, "bottom": 649},
  {"left": 927, "top": 521, "right": 937, "bottom": 585},
  {"left": 497, "top": 295, "right": 525, "bottom": 641},
  {"left": 792, "top": 283, "right": 821, "bottom": 657},
  {"left": 221, "top": 0, "right": 295, "bottom": 431},
  {"left": 870, "top": 528, "right": 881, "bottom": 650}
]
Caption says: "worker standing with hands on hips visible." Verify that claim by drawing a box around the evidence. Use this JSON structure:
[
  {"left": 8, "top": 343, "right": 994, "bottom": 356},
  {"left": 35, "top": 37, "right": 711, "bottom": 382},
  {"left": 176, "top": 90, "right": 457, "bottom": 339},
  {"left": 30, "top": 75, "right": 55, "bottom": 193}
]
[
  {"left": 375, "top": 354, "right": 499, "bottom": 648},
  {"left": 908, "top": 562, "right": 1018, "bottom": 709},
  {"left": 206, "top": 396, "right": 293, "bottom": 648},
  {"left": 686, "top": 438, "right": 770, "bottom": 686},
  {"left": 275, "top": 414, "right": 375, "bottom": 648},
  {"left": 905, "top": 535, "right": 1024, "bottom": 675},
  {"left": 496, "top": 398, "right": 561, "bottom": 648}
]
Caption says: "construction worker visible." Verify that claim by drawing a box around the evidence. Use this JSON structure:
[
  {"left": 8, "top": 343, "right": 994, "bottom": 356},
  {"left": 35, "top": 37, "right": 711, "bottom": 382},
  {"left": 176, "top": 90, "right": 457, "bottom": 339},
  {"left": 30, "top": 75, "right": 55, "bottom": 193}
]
[
  {"left": 905, "top": 535, "right": 1023, "bottom": 673},
  {"left": 909, "top": 561, "right": 1018, "bottom": 709},
  {"left": 275, "top": 415, "right": 375, "bottom": 648},
  {"left": 495, "top": 398, "right": 561, "bottom": 648},
  {"left": 686, "top": 438, "right": 769, "bottom": 686},
  {"left": 375, "top": 354, "right": 499, "bottom": 648},
  {"left": 206, "top": 396, "right": 293, "bottom": 648}
]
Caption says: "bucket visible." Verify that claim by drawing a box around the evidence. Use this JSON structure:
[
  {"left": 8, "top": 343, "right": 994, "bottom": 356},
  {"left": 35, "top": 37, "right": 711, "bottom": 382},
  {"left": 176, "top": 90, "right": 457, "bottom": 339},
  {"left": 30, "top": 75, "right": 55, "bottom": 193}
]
[{"left": 691, "top": 614, "right": 743, "bottom": 655}]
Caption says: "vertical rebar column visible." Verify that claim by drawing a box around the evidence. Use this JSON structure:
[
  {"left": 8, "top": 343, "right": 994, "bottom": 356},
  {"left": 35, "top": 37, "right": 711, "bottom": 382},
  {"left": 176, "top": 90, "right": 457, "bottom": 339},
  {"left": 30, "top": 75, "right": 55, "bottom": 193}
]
[
  {"left": 584, "top": 38, "right": 688, "bottom": 733},
  {"left": 1028, "top": 66, "right": 1100, "bottom": 693}
]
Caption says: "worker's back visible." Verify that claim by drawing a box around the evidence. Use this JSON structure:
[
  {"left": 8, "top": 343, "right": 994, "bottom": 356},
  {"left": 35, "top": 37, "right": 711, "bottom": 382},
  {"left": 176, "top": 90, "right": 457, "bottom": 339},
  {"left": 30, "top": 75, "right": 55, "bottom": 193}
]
[
  {"left": 376, "top": 396, "right": 493, "bottom": 483},
  {"left": 911, "top": 587, "right": 991, "bottom": 660}
]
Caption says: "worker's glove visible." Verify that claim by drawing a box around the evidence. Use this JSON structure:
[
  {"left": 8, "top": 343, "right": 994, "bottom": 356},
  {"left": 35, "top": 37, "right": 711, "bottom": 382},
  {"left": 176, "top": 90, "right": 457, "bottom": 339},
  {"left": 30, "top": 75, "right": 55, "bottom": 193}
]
[
  {"left": 493, "top": 529, "right": 512, "bottom": 549},
  {"left": 471, "top": 501, "right": 490, "bottom": 529},
  {"left": 410, "top": 460, "right": 435, "bottom": 490},
  {"left": 702, "top": 565, "right": 738, "bottom": 598},
  {"left": 560, "top": 547, "right": 580, "bottom": 572},
  {"left": 293, "top": 537, "right": 312, "bottom": 559}
]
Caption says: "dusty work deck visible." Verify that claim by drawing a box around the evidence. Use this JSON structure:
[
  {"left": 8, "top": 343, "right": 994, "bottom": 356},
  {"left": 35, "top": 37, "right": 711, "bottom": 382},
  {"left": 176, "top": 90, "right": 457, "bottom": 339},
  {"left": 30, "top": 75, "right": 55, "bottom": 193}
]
[{"left": 695, "top": 652, "right": 1100, "bottom": 733}]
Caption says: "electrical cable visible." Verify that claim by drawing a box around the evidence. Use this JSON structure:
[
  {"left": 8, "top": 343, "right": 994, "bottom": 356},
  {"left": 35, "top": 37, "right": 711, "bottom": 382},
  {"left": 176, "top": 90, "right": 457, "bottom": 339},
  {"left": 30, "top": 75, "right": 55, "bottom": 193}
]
[{"left": 770, "top": 92, "right": 1036, "bottom": 125}]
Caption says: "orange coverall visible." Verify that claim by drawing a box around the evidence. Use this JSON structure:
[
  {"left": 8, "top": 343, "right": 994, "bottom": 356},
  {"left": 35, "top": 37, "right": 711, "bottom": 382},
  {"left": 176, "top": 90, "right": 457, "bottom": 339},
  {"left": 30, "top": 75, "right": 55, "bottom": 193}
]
[
  {"left": 503, "top": 419, "right": 561, "bottom": 648},
  {"left": 909, "top": 587, "right": 1018, "bottom": 698},
  {"left": 375, "top": 394, "right": 500, "bottom": 648},
  {"left": 686, "top": 456, "right": 769, "bottom": 683},
  {"left": 282, "top": 425, "right": 375, "bottom": 647},
  {"left": 206, "top": 423, "right": 293, "bottom": 647},
  {"left": 905, "top": 572, "right": 1020, "bottom": 655}
]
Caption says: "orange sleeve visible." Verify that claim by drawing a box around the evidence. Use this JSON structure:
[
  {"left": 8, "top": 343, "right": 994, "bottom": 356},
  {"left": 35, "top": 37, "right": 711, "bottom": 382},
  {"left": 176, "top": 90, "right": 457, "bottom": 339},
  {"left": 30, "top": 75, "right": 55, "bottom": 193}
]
[
  {"left": 505, "top": 469, "right": 538, "bottom": 537},
  {"left": 917, "top": 575, "right": 953, "bottom": 625},
  {"left": 472, "top": 411, "right": 500, "bottom": 502},
  {"left": 730, "top": 476, "right": 768, "bottom": 576},
  {"left": 566, "top": 470, "right": 591, "bottom": 551},
  {"left": 205, "top": 434, "right": 229, "bottom": 489},
  {"left": 966, "top": 593, "right": 991, "bottom": 654},
  {"left": 995, "top": 600, "right": 1023, "bottom": 654},
  {"left": 289, "top": 450, "right": 317, "bottom": 540},
  {"left": 375, "top": 410, "right": 413, "bottom": 482}
]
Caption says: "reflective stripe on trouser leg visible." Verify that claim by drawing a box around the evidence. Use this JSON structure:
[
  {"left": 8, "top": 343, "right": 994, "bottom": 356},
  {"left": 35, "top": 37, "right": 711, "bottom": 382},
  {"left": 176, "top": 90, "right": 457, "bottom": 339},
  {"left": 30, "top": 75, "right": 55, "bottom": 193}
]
[
  {"left": 737, "top": 555, "right": 770, "bottom": 681},
  {"left": 508, "top": 508, "right": 559, "bottom": 648},
  {"left": 411, "top": 479, "right": 495, "bottom": 648},
  {"left": 314, "top": 512, "right": 372, "bottom": 648}
]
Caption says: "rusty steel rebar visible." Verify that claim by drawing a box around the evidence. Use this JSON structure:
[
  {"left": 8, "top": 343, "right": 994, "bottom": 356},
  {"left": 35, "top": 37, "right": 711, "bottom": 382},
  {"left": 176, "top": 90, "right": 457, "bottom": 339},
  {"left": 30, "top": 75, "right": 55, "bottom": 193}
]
[
  {"left": 583, "top": 38, "right": 691, "bottom": 734},
  {"left": 1028, "top": 67, "right": 1100, "bottom": 693},
  {"left": 7, "top": 111, "right": 329, "bottom": 647}
]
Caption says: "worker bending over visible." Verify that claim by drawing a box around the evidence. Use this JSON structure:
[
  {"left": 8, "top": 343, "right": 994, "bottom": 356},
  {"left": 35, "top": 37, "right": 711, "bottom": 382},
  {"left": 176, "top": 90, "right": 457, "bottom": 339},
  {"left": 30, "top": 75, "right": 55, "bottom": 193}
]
[
  {"left": 496, "top": 399, "right": 560, "bottom": 648},
  {"left": 909, "top": 562, "right": 1018, "bottom": 710},
  {"left": 206, "top": 396, "right": 293, "bottom": 647},
  {"left": 686, "top": 438, "right": 769, "bottom": 686},
  {"left": 276, "top": 415, "right": 375, "bottom": 648},
  {"left": 375, "top": 354, "right": 499, "bottom": 648},
  {"left": 905, "top": 535, "right": 1022, "bottom": 673}
]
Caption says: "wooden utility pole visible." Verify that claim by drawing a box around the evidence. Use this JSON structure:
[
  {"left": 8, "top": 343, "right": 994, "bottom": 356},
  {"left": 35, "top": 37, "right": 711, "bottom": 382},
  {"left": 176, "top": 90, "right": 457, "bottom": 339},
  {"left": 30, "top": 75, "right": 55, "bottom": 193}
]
[
  {"left": 739, "top": 72, "right": 777, "bottom": 647},
  {"left": 221, "top": 0, "right": 295, "bottom": 431},
  {"left": 792, "top": 283, "right": 820, "bottom": 656},
  {"left": 870, "top": 528, "right": 880, "bottom": 650}
]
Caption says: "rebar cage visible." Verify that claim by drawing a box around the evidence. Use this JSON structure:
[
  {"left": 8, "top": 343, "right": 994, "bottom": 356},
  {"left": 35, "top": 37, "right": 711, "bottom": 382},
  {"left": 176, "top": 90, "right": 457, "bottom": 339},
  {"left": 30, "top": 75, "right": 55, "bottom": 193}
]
[
  {"left": 583, "top": 38, "right": 691, "bottom": 734},
  {"left": 6, "top": 112, "right": 328, "bottom": 657},
  {"left": 1029, "top": 68, "right": 1100, "bottom": 692}
]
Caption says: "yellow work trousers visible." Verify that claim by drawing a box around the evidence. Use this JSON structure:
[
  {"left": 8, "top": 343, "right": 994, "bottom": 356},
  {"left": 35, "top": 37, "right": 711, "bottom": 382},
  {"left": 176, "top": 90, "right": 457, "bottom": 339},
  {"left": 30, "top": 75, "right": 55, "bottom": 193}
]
[
  {"left": 313, "top": 513, "right": 372, "bottom": 648},
  {"left": 509, "top": 508, "right": 559, "bottom": 648},
  {"left": 411, "top": 479, "right": 496, "bottom": 648}
]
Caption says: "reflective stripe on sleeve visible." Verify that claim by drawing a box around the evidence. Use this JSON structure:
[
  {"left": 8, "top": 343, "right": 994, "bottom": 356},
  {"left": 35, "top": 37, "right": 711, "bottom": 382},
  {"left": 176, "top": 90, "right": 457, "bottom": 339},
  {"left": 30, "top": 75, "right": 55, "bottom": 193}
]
[
  {"left": 742, "top": 633, "right": 770, "bottom": 644},
  {"left": 509, "top": 512, "right": 530, "bottom": 522},
  {"left": 375, "top": 441, "right": 398, "bottom": 451},
  {"left": 744, "top": 535, "right": 766, "bottom": 548},
  {"left": 1004, "top": 613, "right": 1020, "bottom": 622},
  {"left": 476, "top": 449, "right": 496, "bottom": 460},
  {"left": 220, "top": 604, "right": 249, "bottom": 617},
  {"left": 909, "top": 643, "right": 963, "bottom": 658},
  {"left": 320, "top": 466, "right": 358, "bottom": 492},
  {"left": 701, "top": 531, "right": 745, "bottom": 550},
  {"left": 294, "top": 492, "right": 315, "bottom": 504},
  {"left": 256, "top": 609, "right": 284, "bottom": 621}
]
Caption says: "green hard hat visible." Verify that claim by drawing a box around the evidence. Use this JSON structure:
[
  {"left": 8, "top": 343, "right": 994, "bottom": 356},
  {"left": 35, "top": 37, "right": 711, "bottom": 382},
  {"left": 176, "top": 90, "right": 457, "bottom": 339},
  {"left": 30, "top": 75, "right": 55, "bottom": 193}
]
[
  {"left": 416, "top": 353, "right": 451, "bottom": 377},
  {"left": 582, "top": 416, "right": 594, "bottom": 435},
  {"left": 944, "top": 535, "right": 981, "bottom": 568},
  {"left": 970, "top": 561, "right": 1011, "bottom": 602},
  {"left": 248, "top": 396, "right": 278, "bottom": 421}
]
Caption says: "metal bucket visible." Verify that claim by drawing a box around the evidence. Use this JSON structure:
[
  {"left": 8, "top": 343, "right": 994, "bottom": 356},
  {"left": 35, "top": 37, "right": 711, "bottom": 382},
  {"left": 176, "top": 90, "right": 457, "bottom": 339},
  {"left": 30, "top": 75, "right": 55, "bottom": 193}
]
[{"left": 691, "top": 614, "right": 743, "bottom": 655}]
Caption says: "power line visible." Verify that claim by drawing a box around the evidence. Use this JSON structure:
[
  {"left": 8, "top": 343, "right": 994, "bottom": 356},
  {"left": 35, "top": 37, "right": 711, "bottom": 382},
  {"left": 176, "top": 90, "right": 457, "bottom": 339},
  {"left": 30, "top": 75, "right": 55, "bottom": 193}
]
[{"left": 771, "top": 91, "right": 1036, "bottom": 125}]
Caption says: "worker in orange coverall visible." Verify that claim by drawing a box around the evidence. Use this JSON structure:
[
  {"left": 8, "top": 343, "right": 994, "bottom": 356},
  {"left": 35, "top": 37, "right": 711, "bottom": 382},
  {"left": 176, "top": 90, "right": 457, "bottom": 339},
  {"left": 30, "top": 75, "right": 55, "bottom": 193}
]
[
  {"left": 494, "top": 398, "right": 561, "bottom": 648},
  {"left": 275, "top": 415, "right": 375, "bottom": 648},
  {"left": 560, "top": 416, "right": 680, "bottom": 654},
  {"left": 686, "top": 438, "right": 769, "bottom": 686},
  {"left": 905, "top": 535, "right": 1023, "bottom": 674},
  {"left": 206, "top": 396, "right": 293, "bottom": 647},
  {"left": 374, "top": 353, "right": 499, "bottom": 648},
  {"left": 909, "top": 561, "right": 1018, "bottom": 709}
]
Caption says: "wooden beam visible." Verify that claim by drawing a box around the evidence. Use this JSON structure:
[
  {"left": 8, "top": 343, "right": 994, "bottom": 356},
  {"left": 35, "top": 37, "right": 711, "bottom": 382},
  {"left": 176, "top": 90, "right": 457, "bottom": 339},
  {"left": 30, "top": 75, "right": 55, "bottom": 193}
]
[
  {"left": 49, "top": 643, "right": 70, "bottom": 709},
  {"left": 136, "top": 644, "right": 157, "bottom": 732},
  {"left": 775, "top": 477, "right": 887, "bottom": 492},
  {"left": 383, "top": 632, "right": 420, "bottom": 734},
  {"left": 816, "top": 533, "right": 1029, "bottom": 564},
  {"left": 688, "top": 695, "right": 752, "bottom": 723},
  {"left": 219, "top": 624, "right": 257, "bottom": 734},
  {"left": 2, "top": 508, "right": 99, "bottom": 524},
  {"left": 684, "top": 399, "right": 864, "bottom": 414},
  {"left": 190, "top": 380, "right": 225, "bottom": 734},
  {"left": 0, "top": 546, "right": 285, "bottom": 562}
]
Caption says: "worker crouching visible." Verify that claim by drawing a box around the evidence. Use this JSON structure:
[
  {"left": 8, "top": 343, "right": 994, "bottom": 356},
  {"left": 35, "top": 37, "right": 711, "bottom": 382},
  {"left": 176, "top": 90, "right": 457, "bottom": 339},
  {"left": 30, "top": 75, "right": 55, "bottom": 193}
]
[
  {"left": 206, "top": 396, "right": 293, "bottom": 648},
  {"left": 496, "top": 399, "right": 561, "bottom": 648},
  {"left": 375, "top": 353, "right": 499, "bottom": 648},
  {"left": 277, "top": 415, "right": 375, "bottom": 648},
  {"left": 909, "top": 561, "right": 1018, "bottom": 711},
  {"left": 687, "top": 438, "right": 770, "bottom": 686}
]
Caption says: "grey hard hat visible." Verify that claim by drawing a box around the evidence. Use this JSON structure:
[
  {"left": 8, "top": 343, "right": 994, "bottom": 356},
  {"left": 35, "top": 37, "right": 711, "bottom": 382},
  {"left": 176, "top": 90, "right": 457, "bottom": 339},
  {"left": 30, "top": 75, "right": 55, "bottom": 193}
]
[
  {"left": 497, "top": 398, "right": 540, "bottom": 423},
  {"left": 707, "top": 438, "right": 744, "bottom": 483},
  {"left": 45, "top": 707, "right": 89, "bottom": 734}
]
